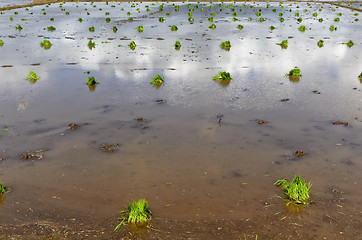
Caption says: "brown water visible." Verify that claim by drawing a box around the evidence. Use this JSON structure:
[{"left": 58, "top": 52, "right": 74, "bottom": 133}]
[{"left": 0, "top": 1, "right": 362, "bottom": 239}]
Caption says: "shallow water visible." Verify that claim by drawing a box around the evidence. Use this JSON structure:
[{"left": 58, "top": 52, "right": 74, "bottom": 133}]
[{"left": 0, "top": 1, "right": 362, "bottom": 239}]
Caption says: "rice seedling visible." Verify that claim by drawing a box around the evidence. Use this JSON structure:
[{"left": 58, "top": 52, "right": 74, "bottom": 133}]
[
  {"left": 342, "top": 40, "right": 355, "bottom": 48},
  {"left": 329, "top": 25, "right": 336, "bottom": 31},
  {"left": 159, "top": 17, "right": 165, "bottom": 22},
  {"left": 188, "top": 17, "right": 194, "bottom": 22},
  {"left": 78, "top": 17, "right": 83, "bottom": 22},
  {"left": 26, "top": 70, "right": 39, "bottom": 83},
  {"left": 174, "top": 41, "right": 181, "bottom": 50},
  {"left": 150, "top": 74, "right": 164, "bottom": 87},
  {"left": 270, "top": 26, "right": 277, "bottom": 30},
  {"left": 237, "top": 24, "right": 244, "bottom": 29},
  {"left": 209, "top": 23, "right": 216, "bottom": 29},
  {"left": 0, "top": 181, "right": 5, "bottom": 194},
  {"left": 276, "top": 40, "right": 288, "bottom": 49},
  {"left": 113, "top": 26, "right": 118, "bottom": 33},
  {"left": 89, "top": 26, "right": 95, "bottom": 32},
  {"left": 114, "top": 199, "right": 151, "bottom": 231},
  {"left": 88, "top": 40, "right": 95, "bottom": 49},
  {"left": 15, "top": 25, "right": 23, "bottom": 31},
  {"left": 297, "top": 17, "right": 302, "bottom": 23},
  {"left": 129, "top": 41, "right": 136, "bottom": 50},
  {"left": 334, "top": 17, "right": 340, "bottom": 22},
  {"left": 87, "top": 76, "right": 99, "bottom": 86},
  {"left": 50, "top": 17, "right": 54, "bottom": 21},
  {"left": 0, "top": 40, "right": 4, "bottom": 47},
  {"left": 40, "top": 40, "right": 52, "bottom": 49},
  {"left": 220, "top": 41, "right": 231, "bottom": 51},
  {"left": 213, "top": 71, "right": 232, "bottom": 82},
  {"left": 280, "top": 17, "right": 284, "bottom": 22},
  {"left": 274, "top": 175, "right": 311, "bottom": 205},
  {"left": 259, "top": 17, "right": 265, "bottom": 22},
  {"left": 106, "top": 17, "right": 111, "bottom": 23},
  {"left": 298, "top": 25, "right": 306, "bottom": 32},
  {"left": 232, "top": 17, "right": 238, "bottom": 21},
  {"left": 313, "top": 12, "right": 317, "bottom": 17},
  {"left": 171, "top": 25, "right": 178, "bottom": 31},
  {"left": 287, "top": 68, "right": 301, "bottom": 82},
  {"left": 317, "top": 40, "right": 324, "bottom": 47},
  {"left": 137, "top": 25, "right": 143, "bottom": 32},
  {"left": 46, "top": 26, "right": 56, "bottom": 31},
  {"left": 318, "top": 18, "right": 323, "bottom": 22},
  {"left": 208, "top": 17, "right": 213, "bottom": 22}
]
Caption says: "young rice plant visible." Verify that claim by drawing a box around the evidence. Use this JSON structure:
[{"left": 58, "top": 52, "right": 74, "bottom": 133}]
[
  {"left": 274, "top": 175, "right": 311, "bottom": 204},
  {"left": 114, "top": 199, "right": 151, "bottom": 231}
]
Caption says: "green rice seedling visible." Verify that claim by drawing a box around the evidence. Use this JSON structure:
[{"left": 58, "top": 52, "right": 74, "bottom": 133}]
[
  {"left": 40, "top": 40, "right": 52, "bottom": 49},
  {"left": 188, "top": 12, "right": 192, "bottom": 17},
  {"left": 298, "top": 25, "right": 306, "bottom": 32},
  {"left": 112, "top": 26, "right": 118, "bottom": 33},
  {"left": 287, "top": 68, "right": 301, "bottom": 82},
  {"left": 78, "top": 17, "right": 83, "bottom": 22},
  {"left": 65, "top": 12, "right": 69, "bottom": 15},
  {"left": 208, "top": 17, "right": 213, "bottom": 22},
  {"left": 313, "top": 12, "right": 317, "bottom": 17},
  {"left": 88, "top": 40, "right": 95, "bottom": 49},
  {"left": 188, "top": 17, "right": 194, "bottom": 22},
  {"left": 256, "top": 12, "right": 261, "bottom": 17},
  {"left": 297, "top": 17, "right": 302, "bottom": 23},
  {"left": 15, "top": 25, "right": 23, "bottom": 30},
  {"left": 232, "top": 17, "right": 238, "bottom": 21},
  {"left": 0, "top": 40, "right": 4, "bottom": 47},
  {"left": 317, "top": 40, "right": 324, "bottom": 47},
  {"left": 213, "top": 71, "right": 232, "bottom": 82},
  {"left": 209, "top": 23, "right": 216, "bottom": 29},
  {"left": 171, "top": 25, "right": 178, "bottom": 31},
  {"left": 46, "top": 26, "right": 56, "bottom": 31},
  {"left": 270, "top": 26, "right": 277, "bottom": 30},
  {"left": 280, "top": 17, "right": 284, "bottom": 22},
  {"left": 174, "top": 41, "right": 181, "bottom": 50},
  {"left": 89, "top": 26, "right": 95, "bottom": 32},
  {"left": 334, "top": 17, "right": 340, "bottom": 22},
  {"left": 274, "top": 175, "right": 311, "bottom": 204},
  {"left": 329, "top": 25, "right": 336, "bottom": 31},
  {"left": 150, "top": 74, "right": 164, "bottom": 87},
  {"left": 259, "top": 17, "right": 265, "bottom": 22},
  {"left": 129, "top": 41, "right": 136, "bottom": 50},
  {"left": 318, "top": 18, "right": 323, "bottom": 22},
  {"left": 9, "top": 17, "right": 13, "bottom": 21},
  {"left": 220, "top": 41, "right": 231, "bottom": 51},
  {"left": 137, "top": 25, "right": 143, "bottom": 32},
  {"left": 295, "top": 12, "right": 299, "bottom": 17},
  {"left": 114, "top": 199, "right": 151, "bottom": 231},
  {"left": 276, "top": 40, "right": 288, "bottom": 49},
  {"left": 279, "top": 12, "right": 283, "bottom": 16},
  {"left": 237, "top": 24, "right": 244, "bottom": 30},
  {"left": 159, "top": 17, "right": 165, "bottom": 22},
  {"left": 26, "top": 71, "right": 39, "bottom": 82},
  {"left": 337, "top": 12, "right": 342, "bottom": 16},
  {"left": 106, "top": 17, "right": 111, "bottom": 23},
  {"left": 342, "top": 40, "right": 355, "bottom": 48},
  {"left": 359, "top": 72, "right": 362, "bottom": 82},
  {"left": 50, "top": 17, "right": 54, "bottom": 21},
  {"left": 87, "top": 76, "right": 98, "bottom": 86},
  {"left": 0, "top": 181, "right": 5, "bottom": 194}
]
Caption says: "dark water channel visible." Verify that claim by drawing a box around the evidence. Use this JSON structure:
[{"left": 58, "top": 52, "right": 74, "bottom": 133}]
[{"left": 0, "top": 1, "right": 362, "bottom": 239}]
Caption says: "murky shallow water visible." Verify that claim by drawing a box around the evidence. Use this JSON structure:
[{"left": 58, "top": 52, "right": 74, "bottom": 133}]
[{"left": 0, "top": 1, "right": 362, "bottom": 239}]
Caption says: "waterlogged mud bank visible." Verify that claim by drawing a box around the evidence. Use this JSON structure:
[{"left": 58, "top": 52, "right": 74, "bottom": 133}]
[{"left": 0, "top": 1, "right": 362, "bottom": 239}]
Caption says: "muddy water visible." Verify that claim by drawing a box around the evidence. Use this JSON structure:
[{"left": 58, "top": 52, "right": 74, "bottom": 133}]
[{"left": 0, "top": 1, "right": 362, "bottom": 239}]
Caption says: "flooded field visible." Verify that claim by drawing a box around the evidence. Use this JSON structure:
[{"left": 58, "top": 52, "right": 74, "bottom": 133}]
[{"left": 0, "top": 1, "right": 362, "bottom": 239}]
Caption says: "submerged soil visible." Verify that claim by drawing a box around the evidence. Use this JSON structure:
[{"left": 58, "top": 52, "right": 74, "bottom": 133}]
[{"left": 0, "top": 1, "right": 362, "bottom": 239}]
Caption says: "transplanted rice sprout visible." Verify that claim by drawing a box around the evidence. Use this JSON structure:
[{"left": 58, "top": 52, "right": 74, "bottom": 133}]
[
  {"left": 128, "top": 41, "right": 136, "bottom": 50},
  {"left": 40, "top": 40, "right": 52, "bottom": 49},
  {"left": 0, "top": 181, "right": 5, "bottom": 194},
  {"left": 274, "top": 175, "right": 311, "bottom": 205},
  {"left": 114, "top": 199, "right": 151, "bottom": 231},
  {"left": 317, "top": 40, "right": 324, "bottom": 47},
  {"left": 342, "top": 40, "right": 355, "bottom": 48},
  {"left": 276, "top": 40, "right": 288, "bottom": 49},
  {"left": 150, "top": 74, "right": 164, "bottom": 87},
  {"left": 220, "top": 41, "right": 231, "bottom": 51}
]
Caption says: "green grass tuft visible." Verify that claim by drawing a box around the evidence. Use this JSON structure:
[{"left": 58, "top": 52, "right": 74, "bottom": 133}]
[
  {"left": 237, "top": 24, "right": 244, "bottom": 30},
  {"left": 317, "top": 40, "right": 324, "bottom": 47},
  {"left": 213, "top": 71, "right": 232, "bottom": 82},
  {"left": 87, "top": 76, "right": 99, "bottom": 86},
  {"left": 220, "top": 41, "right": 231, "bottom": 51},
  {"left": 0, "top": 181, "right": 5, "bottom": 194},
  {"left": 298, "top": 25, "right": 306, "bottom": 32},
  {"left": 26, "top": 71, "right": 39, "bottom": 81},
  {"left": 276, "top": 40, "right": 288, "bottom": 49},
  {"left": 150, "top": 74, "right": 164, "bottom": 86},
  {"left": 137, "top": 25, "right": 143, "bottom": 32},
  {"left": 288, "top": 68, "right": 301, "bottom": 77},
  {"left": 174, "top": 41, "right": 181, "bottom": 50},
  {"left": 129, "top": 41, "right": 136, "bottom": 50},
  {"left": 113, "top": 26, "right": 118, "bottom": 33},
  {"left": 274, "top": 175, "right": 311, "bottom": 204},
  {"left": 88, "top": 40, "right": 95, "bottom": 49},
  {"left": 114, "top": 199, "right": 151, "bottom": 231},
  {"left": 171, "top": 25, "right": 178, "bottom": 31},
  {"left": 40, "top": 40, "right": 52, "bottom": 49},
  {"left": 46, "top": 26, "right": 56, "bottom": 31},
  {"left": 342, "top": 40, "right": 355, "bottom": 48}
]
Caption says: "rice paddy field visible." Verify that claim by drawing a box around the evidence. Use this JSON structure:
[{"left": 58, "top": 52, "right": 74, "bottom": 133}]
[{"left": 0, "top": 0, "right": 362, "bottom": 239}]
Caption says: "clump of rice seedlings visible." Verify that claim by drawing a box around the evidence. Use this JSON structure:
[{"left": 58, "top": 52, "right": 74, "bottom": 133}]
[
  {"left": 0, "top": 181, "right": 5, "bottom": 194},
  {"left": 213, "top": 71, "right": 232, "bottom": 82},
  {"left": 89, "top": 26, "right": 95, "bottom": 32},
  {"left": 274, "top": 175, "right": 311, "bottom": 205},
  {"left": 0, "top": 40, "right": 4, "bottom": 47},
  {"left": 15, "top": 25, "right": 23, "bottom": 30},
  {"left": 137, "top": 25, "right": 143, "bottom": 32},
  {"left": 114, "top": 199, "right": 151, "bottom": 231},
  {"left": 280, "top": 17, "right": 284, "bottom": 22},
  {"left": 297, "top": 17, "right": 302, "bottom": 23},
  {"left": 46, "top": 26, "right": 56, "bottom": 31},
  {"left": 159, "top": 17, "right": 165, "bottom": 22},
  {"left": 318, "top": 18, "right": 323, "bottom": 22},
  {"left": 40, "top": 40, "right": 52, "bottom": 49},
  {"left": 113, "top": 26, "right": 118, "bottom": 33},
  {"left": 276, "top": 40, "right": 288, "bottom": 49},
  {"left": 287, "top": 68, "right": 301, "bottom": 82},
  {"left": 270, "top": 25, "right": 277, "bottom": 30},
  {"left": 359, "top": 72, "right": 362, "bottom": 82},
  {"left": 208, "top": 17, "right": 213, "bottom": 22},
  {"left": 188, "top": 17, "right": 194, "bottom": 22},
  {"left": 334, "top": 17, "right": 340, "bottom": 22},
  {"left": 87, "top": 76, "right": 99, "bottom": 86},
  {"left": 174, "top": 41, "right": 181, "bottom": 50},
  {"left": 171, "top": 25, "right": 178, "bottom": 31},
  {"left": 50, "top": 17, "right": 54, "bottom": 21},
  {"left": 220, "top": 41, "right": 231, "bottom": 51},
  {"left": 129, "top": 41, "right": 136, "bottom": 50},
  {"left": 188, "top": 12, "right": 192, "bottom": 17},
  {"left": 329, "top": 25, "right": 337, "bottom": 31},
  {"left": 298, "top": 25, "right": 306, "bottom": 32},
  {"left": 342, "top": 40, "right": 355, "bottom": 48},
  {"left": 150, "top": 74, "right": 164, "bottom": 87},
  {"left": 317, "top": 40, "right": 324, "bottom": 47},
  {"left": 26, "top": 71, "right": 39, "bottom": 82},
  {"left": 88, "top": 39, "right": 95, "bottom": 49},
  {"left": 259, "top": 17, "right": 265, "bottom": 22},
  {"left": 237, "top": 24, "right": 244, "bottom": 30},
  {"left": 232, "top": 17, "right": 238, "bottom": 21},
  {"left": 256, "top": 12, "right": 261, "bottom": 17},
  {"left": 106, "top": 17, "right": 111, "bottom": 23},
  {"left": 209, "top": 23, "right": 216, "bottom": 29},
  {"left": 313, "top": 12, "right": 317, "bottom": 17},
  {"left": 78, "top": 18, "right": 83, "bottom": 22}
]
